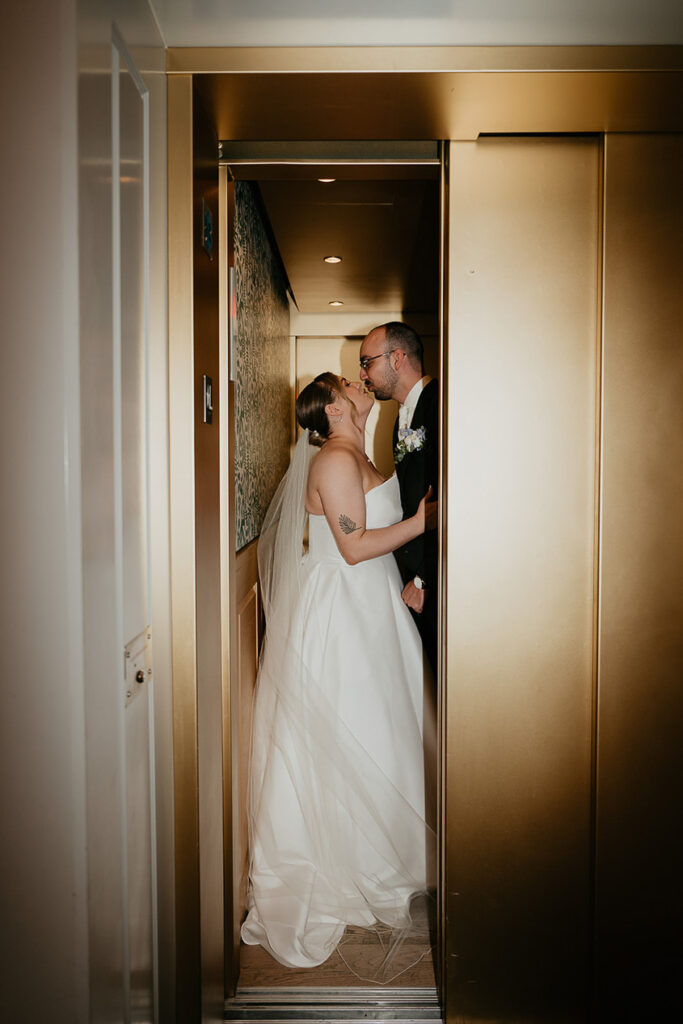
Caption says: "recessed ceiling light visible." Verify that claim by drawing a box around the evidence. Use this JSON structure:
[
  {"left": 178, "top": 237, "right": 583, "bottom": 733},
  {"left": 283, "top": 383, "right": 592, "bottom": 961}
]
[
  {"left": 318, "top": 178, "right": 335, "bottom": 183},
  {"left": 329, "top": 300, "right": 344, "bottom": 307},
  {"left": 324, "top": 256, "right": 342, "bottom": 264}
]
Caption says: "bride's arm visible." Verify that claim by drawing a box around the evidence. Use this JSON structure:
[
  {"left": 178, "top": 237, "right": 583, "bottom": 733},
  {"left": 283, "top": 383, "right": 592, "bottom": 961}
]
[{"left": 314, "top": 450, "right": 427, "bottom": 566}]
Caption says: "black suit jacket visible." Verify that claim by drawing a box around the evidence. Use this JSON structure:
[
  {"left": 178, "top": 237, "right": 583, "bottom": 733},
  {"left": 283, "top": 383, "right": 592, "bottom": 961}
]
[{"left": 393, "top": 378, "right": 439, "bottom": 589}]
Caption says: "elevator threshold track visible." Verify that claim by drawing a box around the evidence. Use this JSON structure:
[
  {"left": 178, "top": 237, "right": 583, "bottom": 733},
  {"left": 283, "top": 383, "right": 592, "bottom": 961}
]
[{"left": 225, "top": 986, "right": 441, "bottom": 1024}]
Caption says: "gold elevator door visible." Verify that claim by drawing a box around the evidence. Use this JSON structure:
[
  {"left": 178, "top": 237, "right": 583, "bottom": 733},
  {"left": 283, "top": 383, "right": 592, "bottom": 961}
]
[
  {"left": 443, "top": 136, "right": 601, "bottom": 1021},
  {"left": 441, "top": 133, "right": 682, "bottom": 1022}
]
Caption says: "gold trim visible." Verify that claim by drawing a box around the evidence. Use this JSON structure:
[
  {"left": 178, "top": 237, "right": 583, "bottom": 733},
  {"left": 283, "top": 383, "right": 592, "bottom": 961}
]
[
  {"left": 167, "top": 73, "right": 201, "bottom": 1018},
  {"left": 167, "top": 45, "right": 683, "bottom": 74},
  {"left": 589, "top": 137, "right": 607, "bottom": 994},
  {"left": 219, "top": 164, "right": 239, "bottom": 995},
  {"left": 436, "top": 140, "right": 448, "bottom": 1009}
]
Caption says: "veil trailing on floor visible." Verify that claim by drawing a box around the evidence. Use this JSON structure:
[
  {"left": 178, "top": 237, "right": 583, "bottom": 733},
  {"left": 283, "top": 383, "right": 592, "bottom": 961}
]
[{"left": 243, "top": 429, "right": 436, "bottom": 983}]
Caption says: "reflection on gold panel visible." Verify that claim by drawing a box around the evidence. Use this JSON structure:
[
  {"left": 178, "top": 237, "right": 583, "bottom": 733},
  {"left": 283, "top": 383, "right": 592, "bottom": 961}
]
[
  {"left": 596, "top": 134, "right": 683, "bottom": 1020},
  {"left": 444, "top": 137, "right": 601, "bottom": 1021}
]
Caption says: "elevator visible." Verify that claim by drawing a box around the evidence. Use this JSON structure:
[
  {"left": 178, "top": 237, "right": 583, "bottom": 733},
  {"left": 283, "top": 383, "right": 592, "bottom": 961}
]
[
  {"left": 167, "top": 53, "right": 683, "bottom": 1024},
  {"left": 220, "top": 149, "right": 442, "bottom": 1002}
]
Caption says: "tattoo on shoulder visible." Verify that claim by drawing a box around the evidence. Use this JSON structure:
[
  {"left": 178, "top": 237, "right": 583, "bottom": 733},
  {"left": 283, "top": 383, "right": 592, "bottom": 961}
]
[{"left": 339, "top": 513, "right": 360, "bottom": 535}]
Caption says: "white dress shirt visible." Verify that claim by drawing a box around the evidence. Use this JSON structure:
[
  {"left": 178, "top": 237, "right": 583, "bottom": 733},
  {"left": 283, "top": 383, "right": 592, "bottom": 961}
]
[{"left": 398, "top": 375, "right": 432, "bottom": 432}]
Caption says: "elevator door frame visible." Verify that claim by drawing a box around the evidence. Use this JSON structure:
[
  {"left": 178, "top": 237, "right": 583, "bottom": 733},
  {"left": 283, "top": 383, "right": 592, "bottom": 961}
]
[
  {"left": 218, "top": 151, "right": 448, "bottom": 1009},
  {"left": 166, "top": 50, "right": 683, "bottom": 1023}
]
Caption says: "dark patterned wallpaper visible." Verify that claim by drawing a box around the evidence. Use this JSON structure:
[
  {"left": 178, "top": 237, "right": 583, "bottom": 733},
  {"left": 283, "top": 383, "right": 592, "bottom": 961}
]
[{"left": 234, "top": 182, "right": 291, "bottom": 550}]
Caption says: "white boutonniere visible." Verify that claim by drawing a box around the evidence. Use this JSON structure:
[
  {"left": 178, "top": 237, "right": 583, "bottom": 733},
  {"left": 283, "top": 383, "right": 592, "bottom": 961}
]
[{"left": 394, "top": 425, "right": 427, "bottom": 463}]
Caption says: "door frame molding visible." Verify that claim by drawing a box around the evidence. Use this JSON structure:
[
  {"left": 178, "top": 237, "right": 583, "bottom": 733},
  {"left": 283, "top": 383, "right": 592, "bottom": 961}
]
[
  {"left": 169, "top": 45, "right": 683, "bottom": 143},
  {"left": 167, "top": 50, "right": 682, "bottom": 1023}
]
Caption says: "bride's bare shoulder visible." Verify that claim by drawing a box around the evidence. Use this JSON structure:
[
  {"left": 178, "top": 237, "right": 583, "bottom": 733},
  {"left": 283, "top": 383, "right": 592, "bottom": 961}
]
[{"left": 309, "top": 444, "right": 361, "bottom": 487}]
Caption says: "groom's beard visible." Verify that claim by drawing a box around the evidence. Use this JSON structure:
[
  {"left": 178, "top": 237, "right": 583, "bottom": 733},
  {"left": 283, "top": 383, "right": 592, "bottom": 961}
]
[
  {"left": 364, "top": 361, "right": 399, "bottom": 403},
  {"left": 365, "top": 381, "right": 396, "bottom": 402}
]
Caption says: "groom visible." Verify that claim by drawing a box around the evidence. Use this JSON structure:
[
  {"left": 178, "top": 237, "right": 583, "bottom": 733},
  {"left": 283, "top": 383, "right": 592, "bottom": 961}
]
[{"left": 359, "top": 322, "right": 439, "bottom": 677}]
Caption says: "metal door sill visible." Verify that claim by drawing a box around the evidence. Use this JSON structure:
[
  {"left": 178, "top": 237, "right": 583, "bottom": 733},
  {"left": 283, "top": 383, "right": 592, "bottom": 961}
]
[{"left": 225, "top": 986, "right": 441, "bottom": 1023}]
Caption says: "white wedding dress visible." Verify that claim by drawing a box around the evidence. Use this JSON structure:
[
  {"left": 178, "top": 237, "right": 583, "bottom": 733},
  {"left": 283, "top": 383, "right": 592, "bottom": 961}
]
[{"left": 241, "top": 473, "right": 432, "bottom": 971}]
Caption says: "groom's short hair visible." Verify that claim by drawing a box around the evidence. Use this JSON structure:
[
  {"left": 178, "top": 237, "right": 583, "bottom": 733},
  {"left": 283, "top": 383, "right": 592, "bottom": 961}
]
[{"left": 382, "top": 322, "right": 423, "bottom": 372}]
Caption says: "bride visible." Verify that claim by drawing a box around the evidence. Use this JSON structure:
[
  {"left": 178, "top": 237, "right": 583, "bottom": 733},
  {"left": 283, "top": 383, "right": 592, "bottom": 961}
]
[{"left": 240, "top": 371, "right": 436, "bottom": 975}]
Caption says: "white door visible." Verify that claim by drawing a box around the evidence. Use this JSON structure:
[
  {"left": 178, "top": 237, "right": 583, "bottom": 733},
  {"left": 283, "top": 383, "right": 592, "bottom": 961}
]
[
  {"left": 79, "top": 17, "right": 162, "bottom": 1020},
  {"left": 114, "top": 29, "right": 156, "bottom": 1023}
]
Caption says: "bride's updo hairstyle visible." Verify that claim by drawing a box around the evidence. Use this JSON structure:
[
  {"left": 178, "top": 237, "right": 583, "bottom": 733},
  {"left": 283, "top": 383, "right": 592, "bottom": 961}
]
[{"left": 295, "top": 372, "right": 342, "bottom": 447}]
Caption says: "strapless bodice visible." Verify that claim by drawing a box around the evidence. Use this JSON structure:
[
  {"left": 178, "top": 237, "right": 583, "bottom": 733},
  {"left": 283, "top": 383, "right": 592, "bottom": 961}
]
[{"left": 308, "top": 474, "right": 402, "bottom": 563}]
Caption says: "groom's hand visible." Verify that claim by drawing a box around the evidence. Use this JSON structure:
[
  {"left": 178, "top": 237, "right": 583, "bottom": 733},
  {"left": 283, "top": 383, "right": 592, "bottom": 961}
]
[
  {"left": 401, "top": 579, "right": 425, "bottom": 613},
  {"left": 424, "top": 498, "right": 438, "bottom": 531},
  {"left": 417, "top": 486, "right": 438, "bottom": 531}
]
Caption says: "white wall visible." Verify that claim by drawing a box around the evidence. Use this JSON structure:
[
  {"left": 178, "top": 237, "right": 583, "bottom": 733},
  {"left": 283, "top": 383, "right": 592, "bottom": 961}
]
[
  {"left": 0, "top": 2, "right": 88, "bottom": 1021},
  {"left": 78, "top": 0, "right": 172, "bottom": 1020},
  {"left": 0, "top": 1, "right": 172, "bottom": 1021},
  {"left": 151, "top": 0, "right": 683, "bottom": 47}
]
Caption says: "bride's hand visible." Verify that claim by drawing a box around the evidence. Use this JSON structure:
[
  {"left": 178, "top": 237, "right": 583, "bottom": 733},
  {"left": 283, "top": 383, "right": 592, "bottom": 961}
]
[{"left": 416, "top": 486, "right": 438, "bottom": 532}]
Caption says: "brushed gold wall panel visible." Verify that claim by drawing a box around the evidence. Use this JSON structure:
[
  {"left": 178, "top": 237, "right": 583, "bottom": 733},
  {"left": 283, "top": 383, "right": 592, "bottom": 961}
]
[
  {"left": 167, "top": 73, "right": 202, "bottom": 1022},
  {"left": 444, "top": 137, "right": 601, "bottom": 1021},
  {"left": 219, "top": 170, "right": 240, "bottom": 994},
  {"left": 194, "top": 68, "right": 682, "bottom": 144},
  {"left": 192, "top": 85, "right": 225, "bottom": 1021},
  {"left": 596, "top": 134, "right": 683, "bottom": 1020},
  {"left": 169, "top": 75, "right": 226, "bottom": 1020}
]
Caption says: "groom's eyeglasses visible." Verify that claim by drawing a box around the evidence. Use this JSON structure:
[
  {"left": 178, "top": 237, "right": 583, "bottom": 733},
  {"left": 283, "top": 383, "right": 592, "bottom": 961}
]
[{"left": 359, "top": 349, "right": 396, "bottom": 371}]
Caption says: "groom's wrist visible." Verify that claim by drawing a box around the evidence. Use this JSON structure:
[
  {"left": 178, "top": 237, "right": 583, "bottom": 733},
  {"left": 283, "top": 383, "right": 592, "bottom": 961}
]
[{"left": 413, "top": 575, "right": 426, "bottom": 591}]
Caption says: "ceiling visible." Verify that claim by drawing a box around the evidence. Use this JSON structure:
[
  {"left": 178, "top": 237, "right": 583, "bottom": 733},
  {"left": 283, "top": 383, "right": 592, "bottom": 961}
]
[
  {"left": 225, "top": 146, "right": 440, "bottom": 315},
  {"left": 151, "top": 0, "right": 683, "bottom": 48},
  {"left": 173, "top": 6, "right": 682, "bottom": 316}
]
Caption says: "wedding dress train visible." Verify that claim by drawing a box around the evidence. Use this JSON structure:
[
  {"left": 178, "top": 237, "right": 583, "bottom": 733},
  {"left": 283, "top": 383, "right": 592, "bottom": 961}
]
[{"left": 241, "top": 473, "right": 433, "bottom": 972}]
